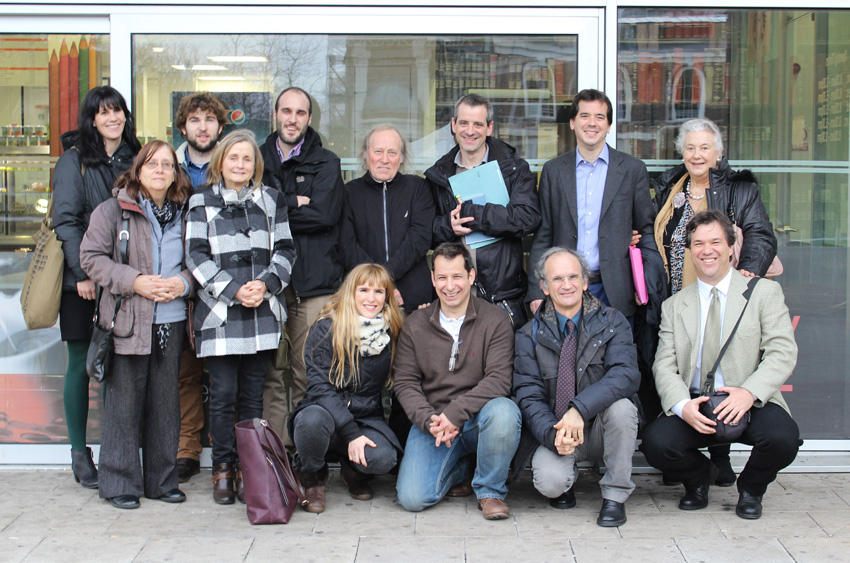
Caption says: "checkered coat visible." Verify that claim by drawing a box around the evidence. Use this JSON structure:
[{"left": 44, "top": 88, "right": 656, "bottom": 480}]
[{"left": 185, "top": 181, "right": 296, "bottom": 358}]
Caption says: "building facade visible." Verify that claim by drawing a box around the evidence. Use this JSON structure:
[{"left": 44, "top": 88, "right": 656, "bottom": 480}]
[{"left": 0, "top": 1, "right": 848, "bottom": 466}]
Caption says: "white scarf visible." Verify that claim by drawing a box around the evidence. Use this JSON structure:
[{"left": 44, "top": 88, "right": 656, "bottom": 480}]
[{"left": 359, "top": 314, "right": 390, "bottom": 357}]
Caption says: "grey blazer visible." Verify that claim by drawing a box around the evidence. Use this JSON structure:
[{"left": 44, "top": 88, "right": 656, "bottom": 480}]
[
  {"left": 527, "top": 145, "right": 657, "bottom": 317},
  {"left": 652, "top": 270, "right": 797, "bottom": 416}
]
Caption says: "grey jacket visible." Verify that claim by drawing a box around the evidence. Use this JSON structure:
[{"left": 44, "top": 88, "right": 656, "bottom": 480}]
[{"left": 80, "top": 188, "right": 195, "bottom": 355}]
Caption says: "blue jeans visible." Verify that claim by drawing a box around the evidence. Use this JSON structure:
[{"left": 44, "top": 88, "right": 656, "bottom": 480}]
[{"left": 396, "top": 397, "right": 521, "bottom": 511}]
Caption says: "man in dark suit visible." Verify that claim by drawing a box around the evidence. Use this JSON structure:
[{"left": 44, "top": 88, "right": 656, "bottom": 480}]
[
  {"left": 640, "top": 210, "right": 800, "bottom": 520},
  {"left": 527, "top": 89, "right": 656, "bottom": 320}
]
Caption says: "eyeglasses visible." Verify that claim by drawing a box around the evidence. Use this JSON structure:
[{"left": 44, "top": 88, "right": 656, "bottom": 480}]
[
  {"left": 547, "top": 274, "right": 582, "bottom": 287},
  {"left": 449, "top": 339, "right": 461, "bottom": 372},
  {"left": 144, "top": 160, "right": 175, "bottom": 171}
]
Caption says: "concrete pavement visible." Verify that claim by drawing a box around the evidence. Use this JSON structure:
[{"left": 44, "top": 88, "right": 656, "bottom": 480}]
[{"left": 1, "top": 468, "right": 849, "bottom": 562}]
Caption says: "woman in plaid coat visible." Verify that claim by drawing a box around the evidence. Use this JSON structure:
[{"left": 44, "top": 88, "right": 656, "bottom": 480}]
[{"left": 185, "top": 129, "right": 296, "bottom": 505}]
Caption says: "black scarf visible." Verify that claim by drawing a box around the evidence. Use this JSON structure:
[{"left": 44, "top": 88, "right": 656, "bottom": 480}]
[{"left": 150, "top": 199, "right": 176, "bottom": 227}]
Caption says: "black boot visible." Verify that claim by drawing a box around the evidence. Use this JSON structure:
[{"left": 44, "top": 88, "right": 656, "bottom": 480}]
[{"left": 71, "top": 447, "right": 98, "bottom": 489}]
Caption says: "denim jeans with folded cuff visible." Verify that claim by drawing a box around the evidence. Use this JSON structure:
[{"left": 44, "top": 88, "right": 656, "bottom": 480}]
[{"left": 396, "top": 397, "right": 521, "bottom": 512}]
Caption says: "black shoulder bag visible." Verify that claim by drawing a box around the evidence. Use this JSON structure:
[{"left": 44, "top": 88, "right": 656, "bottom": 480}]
[
  {"left": 86, "top": 217, "right": 129, "bottom": 383},
  {"left": 697, "top": 277, "right": 760, "bottom": 442}
]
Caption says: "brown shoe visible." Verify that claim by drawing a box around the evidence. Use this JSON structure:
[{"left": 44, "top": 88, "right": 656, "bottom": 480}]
[
  {"left": 447, "top": 480, "right": 473, "bottom": 498},
  {"left": 478, "top": 497, "right": 510, "bottom": 520},
  {"left": 339, "top": 460, "right": 373, "bottom": 501},
  {"left": 299, "top": 465, "right": 328, "bottom": 513},
  {"left": 211, "top": 462, "right": 235, "bottom": 505},
  {"left": 235, "top": 465, "right": 245, "bottom": 504}
]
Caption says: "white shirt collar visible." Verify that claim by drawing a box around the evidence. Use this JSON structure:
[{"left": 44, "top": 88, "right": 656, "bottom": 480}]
[{"left": 696, "top": 266, "right": 733, "bottom": 300}]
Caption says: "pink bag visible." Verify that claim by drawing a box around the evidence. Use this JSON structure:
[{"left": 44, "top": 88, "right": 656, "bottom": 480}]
[{"left": 235, "top": 418, "right": 304, "bottom": 525}]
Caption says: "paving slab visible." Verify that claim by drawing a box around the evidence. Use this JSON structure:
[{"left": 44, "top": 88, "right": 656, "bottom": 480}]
[
  {"left": 414, "top": 511, "right": 518, "bottom": 537},
  {"left": 807, "top": 510, "right": 850, "bottom": 537},
  {"left": 466, "top": 536, "right": 575, "bottom": 562},
  {"left": 355, "top": 536, "right": 464, "bottom": 562},
  {"left": 780, "top": 536, "right": 850, "bottom": 562},
  {"left": 571, "top": 538, "right": 683, "bottom": 562},
  {"left": 514, "top": 511, "right": 620, "bottom": 538},
  {"left": 246, "top": 536, "right": 358, "bottom": 562},
  {"left": 618, "top": 512, "right": 723, "bottom": 539},
  {"left": 712, "top": 510, "right": 826, "bottom": 539},
  {"left": 676, "top": 537, "right": 794, "bottom": 562},
  {"left": 0, "top": 534, "right": 42, "bottom": 563},
  {"left": 313, "top": 511, "right": 415, "bottom": 536},
  {"left": 22, "top": 535, "right": 146, "bottom": 563},
  {"left": 135, "top": 536, "right": 253, "bottom": 562}
]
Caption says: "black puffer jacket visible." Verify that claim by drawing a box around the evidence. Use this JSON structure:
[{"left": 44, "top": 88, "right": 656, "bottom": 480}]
[
  {"left": 341, "top": 173, "right": 435, "bottom": 313},
  {"left": 425, "top": 138, "right": 541, "bottom": 302},
  {"left": 652, "top": 159, "right": 777, "bottom": 277},
  {"left": 53, "top": 130, "right": 138, "bottom": 291},
  {"left": 289, "top": 318, "right": 402, "bottom": 452},
  {"left": 261, "top": 128, "right": 344, "bottom": 299}
]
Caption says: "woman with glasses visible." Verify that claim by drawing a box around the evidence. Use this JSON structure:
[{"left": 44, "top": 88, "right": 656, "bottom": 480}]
[
  {"left": 185, "top": 129, "right": 296, "bottom": 505},
  {"left": 80, "top": 140, "right": 193, "bottom": 509},
  {"left": 289, "top": 263, "right": 404, "bottom": 513},
  {"left": 52, "top": 86, "right": 141, "bottom": 489}
]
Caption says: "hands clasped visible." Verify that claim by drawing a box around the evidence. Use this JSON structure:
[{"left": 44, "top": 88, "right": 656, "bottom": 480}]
[
  {"left": 429, "top": 413, "right": 459, "bottom": 448},
  {"left": 235, "top": 280, "right": 267, "bottom": 308},
  {"left": 682, "top": 386, "right": 754, "bottom": 434},
  {"left": 133, "top": 274, "right": 186, "bottom": 303},
  {"left": 553, "top": 408, "right": 584, "bottom": 456}
]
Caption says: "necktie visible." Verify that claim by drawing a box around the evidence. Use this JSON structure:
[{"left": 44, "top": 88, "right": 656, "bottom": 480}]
[
  {"left": 700, "top": 288, "right": 721, "bottom": 393},
  {"left": 554, "top": 320, "right": 577, "bottom": 419}
]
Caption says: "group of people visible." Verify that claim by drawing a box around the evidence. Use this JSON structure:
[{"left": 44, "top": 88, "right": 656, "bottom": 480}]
[{"left": 51, "top": 84, "right": 800, "bottom": 525}]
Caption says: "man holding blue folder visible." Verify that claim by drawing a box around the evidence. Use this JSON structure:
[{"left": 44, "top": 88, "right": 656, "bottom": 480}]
[{"left": 426, "top": 94, "right": 541, "bottom": 331}]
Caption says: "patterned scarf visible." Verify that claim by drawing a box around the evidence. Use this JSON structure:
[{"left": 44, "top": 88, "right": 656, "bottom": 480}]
[
  {"left": 359, "top": 314, "right": 390, "bottom": 357},
  {"left": 150, "top": 199, "right": 176, "bottom": 227}
]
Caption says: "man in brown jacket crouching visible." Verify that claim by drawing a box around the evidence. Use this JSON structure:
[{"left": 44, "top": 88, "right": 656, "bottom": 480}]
[{"left": 393, "top": 242, "right": 521, "bottom": 520}]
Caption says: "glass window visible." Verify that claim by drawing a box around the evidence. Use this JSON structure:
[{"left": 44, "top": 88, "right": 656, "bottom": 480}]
[
  {"left": 132, "top": 34, "right": 579, "bottom": 178},
  {"left": 0, "top": 33, "right": 109, "bottom": 444},
  {"left": 618, "top": 9, "right": 850, "bottom": 439}
]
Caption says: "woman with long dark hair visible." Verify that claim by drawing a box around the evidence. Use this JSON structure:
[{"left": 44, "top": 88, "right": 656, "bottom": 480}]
[
  {"left": 53, "top": 86, "right": 141, "bottom": 489},
  {"left": 80, "top": 141, "right": 193, "bottom": 509}
]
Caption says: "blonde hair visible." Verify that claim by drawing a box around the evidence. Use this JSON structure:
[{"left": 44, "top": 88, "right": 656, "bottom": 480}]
[
  {"left": 313, "top": 264, "right": 404, "bottom": 389},
  {"left": 206, "top": 129, "right": 264, "bottom": 187}
]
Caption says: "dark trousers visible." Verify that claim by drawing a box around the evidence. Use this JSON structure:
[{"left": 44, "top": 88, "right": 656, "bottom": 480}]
[
  {"left": 640, "top": 402, "right": 800, "bottom": 496},
  {"left": 207, "top": 350, "right": 272, "bottom": 465},
  {"left": 292, "top": 404, "right": 398, "bottom": 475},
  {"left": 99, "top": 323, "right": 184, "bottom": 499}
]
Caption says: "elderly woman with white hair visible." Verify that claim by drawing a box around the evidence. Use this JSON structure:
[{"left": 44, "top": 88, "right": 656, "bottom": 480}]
[
  {"left": 650, "top": 117, "right": 778, "bottom": 489},
  {"left": 652, "top": 118, "right": 777, "bottom": 294}
]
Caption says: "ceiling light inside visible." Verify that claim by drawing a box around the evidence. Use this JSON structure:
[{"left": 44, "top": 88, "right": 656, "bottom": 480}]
[
  {"left": 152, "top": 47, "right": 164, "bottom": 53},
  {"left": 191, "top": 65, "right": 228, "bottom": 71},
  {"left": 208, "top": 56, "right": 268, "bottom": 63},
  {"left": 198, "top": 76, "right": 245, "bottom": 81}
]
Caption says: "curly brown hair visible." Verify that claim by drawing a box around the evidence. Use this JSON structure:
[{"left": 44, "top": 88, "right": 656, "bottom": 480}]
[{"left": 174, "top": 92, "right": 228, "bottom": 132}]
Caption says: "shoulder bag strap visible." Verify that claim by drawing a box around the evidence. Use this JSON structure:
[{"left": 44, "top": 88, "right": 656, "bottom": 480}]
[
  {"left": 700, "top": 277, "right": 760, "bottom": 395},
  {"left": 253, "top": 418, "right": 305, "bottom": 503}
]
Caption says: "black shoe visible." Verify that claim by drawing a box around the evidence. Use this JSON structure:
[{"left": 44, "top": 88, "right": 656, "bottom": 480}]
[
  {"left": 109, "top": 495, "right": 140, "bottom": 509},
  {"left": 679, "top": 463, "right": 719, "bottom": 511},
  {"left": 662, "top": 473, "right": 681, "bottom": 486},
  {"left": 549, "top": 488, "right": 576, "bottom": 509},
  {"left": 156, "top": 489, "right": 186, "bottom": 503},
  {"left": 176, "top": 458, "right": 200, "bottom": 483},
  {"left": 735, "top": 490, "right": 763, "bottom": 520},
  {"left": 713, "top": 459, "right": 737, "bottom": 488},
  {"left": 597, "top": 499, "right": 627, "bottom": 527},
  {"left": 71, "top": 447, "right": 99, "bottom": 489}
]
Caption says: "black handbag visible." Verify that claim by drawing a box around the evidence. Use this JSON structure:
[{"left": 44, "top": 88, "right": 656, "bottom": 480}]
[
  {"left": 697, "top": 277, "right": 759, "bottom": 442},
  {"left": 86, "top": 218, "right": 129, "bottom": 383}
]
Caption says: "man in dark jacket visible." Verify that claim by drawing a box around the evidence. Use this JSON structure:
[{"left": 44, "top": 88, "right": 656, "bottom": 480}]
[
  {"left": 260, "top": 87, "right": 344, "bottom": 444},
  {"left": 527, "top": 89, "right": 657, "bottom": 320},
  {"left": 425, "top": 93, "right": 541, "bottom": 331},
  {"left": 394, "top": 243, "right": 521, "bottom": 521},
  {"left": 513, "top": 247, "right": 640, "bottom": 527}
]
